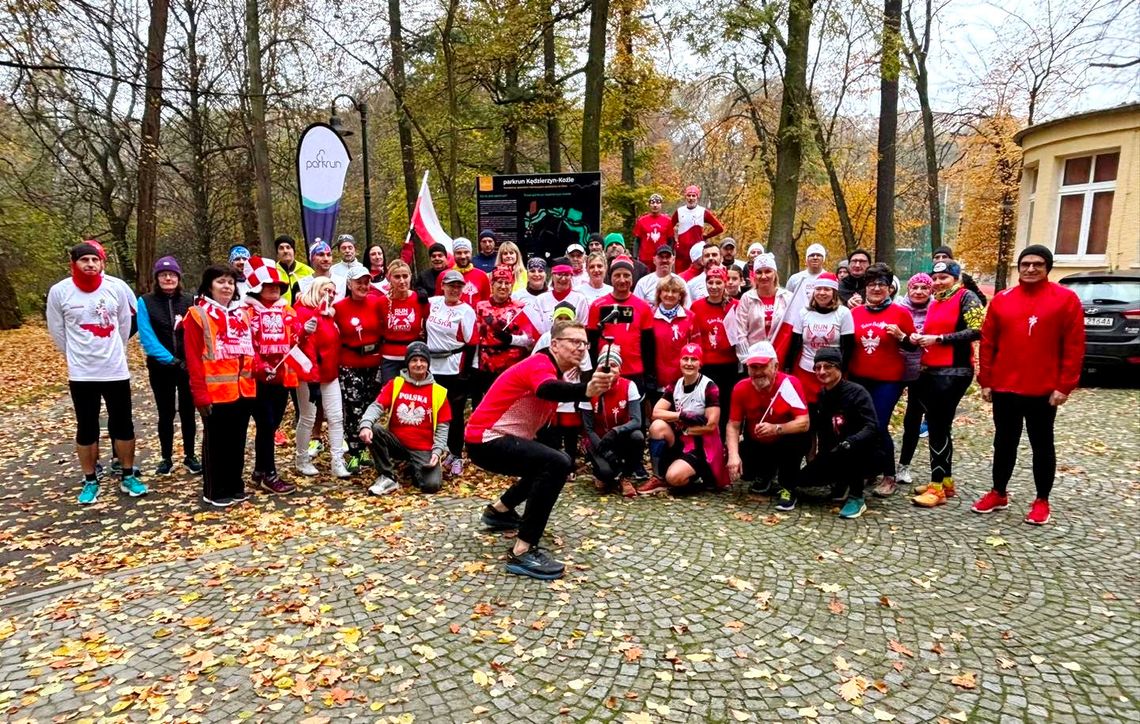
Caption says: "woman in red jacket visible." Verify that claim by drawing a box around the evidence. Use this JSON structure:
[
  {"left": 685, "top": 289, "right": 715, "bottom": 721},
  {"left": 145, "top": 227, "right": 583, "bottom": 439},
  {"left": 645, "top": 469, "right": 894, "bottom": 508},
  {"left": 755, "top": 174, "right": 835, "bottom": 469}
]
[
  {"left": 911, "top": 260, "right": 984, "bottom": 508},
  {"left": 293, "top": 277, "right": 350, "bottom": 479},
  {"left": 241, "top": 258, "right": 299, "bottom": 495},
  {"left": 848, "top": 263, "right": 916, "bottom": 498},
  {"left": 649, "top": 276, "right": 695, "bottom": 408},
  {"left": 335, "top": 268, "right": 389, "bottom": 473},
  {"left": 184, "top": 265, "right": 256, "bottom": 507}
]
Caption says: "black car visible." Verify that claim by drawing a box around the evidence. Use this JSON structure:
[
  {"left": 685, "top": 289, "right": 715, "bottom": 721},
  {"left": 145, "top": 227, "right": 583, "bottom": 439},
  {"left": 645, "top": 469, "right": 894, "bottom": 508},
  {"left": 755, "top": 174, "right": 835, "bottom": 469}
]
[{"left": 1058, "top": 270, "right": 1140, "bottom": 372}]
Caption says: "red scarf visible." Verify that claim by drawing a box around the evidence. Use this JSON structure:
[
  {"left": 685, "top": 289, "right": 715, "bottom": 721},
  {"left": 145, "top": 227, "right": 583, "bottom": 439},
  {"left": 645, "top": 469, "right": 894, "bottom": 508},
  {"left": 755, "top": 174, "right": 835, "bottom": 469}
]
[
  {"left": 71, "top": 263, "right": 103, "bottom": 293},
  {"left": 198, "top": 297, "right": 253, "bottom": 359}
]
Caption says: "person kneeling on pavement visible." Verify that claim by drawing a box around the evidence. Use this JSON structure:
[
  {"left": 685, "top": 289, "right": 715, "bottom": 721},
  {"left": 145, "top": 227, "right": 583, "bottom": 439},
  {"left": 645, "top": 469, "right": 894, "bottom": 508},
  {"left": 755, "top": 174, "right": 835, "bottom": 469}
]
[
  {"left": 726, "top": 341, "right": 811, "bottom": 507},
  {"left": 798, "top": 347, "right": 879, "bottom": 518},
  {"left": 579, "top": 346, "right": 645, "bottom": 495},
  {"left": 358, "top": 342, "right": 450, "bottom": 495}
]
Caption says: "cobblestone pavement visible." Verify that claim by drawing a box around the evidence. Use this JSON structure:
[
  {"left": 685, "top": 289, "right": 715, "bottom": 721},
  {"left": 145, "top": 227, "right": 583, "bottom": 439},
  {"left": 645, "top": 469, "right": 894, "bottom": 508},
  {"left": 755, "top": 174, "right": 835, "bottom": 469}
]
[{"left": 0, "top": 384, "right": 1137, "bottom": 723}]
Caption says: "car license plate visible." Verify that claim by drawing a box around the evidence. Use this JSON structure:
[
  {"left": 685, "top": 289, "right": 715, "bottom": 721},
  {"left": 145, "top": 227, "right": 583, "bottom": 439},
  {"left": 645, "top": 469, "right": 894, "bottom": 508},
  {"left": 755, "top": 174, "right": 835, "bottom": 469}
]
[{"left": 1084, "top": 316, "right": 1113, "bottom": 327}]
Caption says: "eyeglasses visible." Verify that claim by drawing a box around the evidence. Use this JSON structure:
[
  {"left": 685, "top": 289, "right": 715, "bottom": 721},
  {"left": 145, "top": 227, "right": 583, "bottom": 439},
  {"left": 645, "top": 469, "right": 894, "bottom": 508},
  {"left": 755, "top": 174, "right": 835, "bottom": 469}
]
[
  {"left": 1019, "top": 261, "right": 1046, "bottom": 269},
  {"left": 555, "top": 338, "right": 589, "bottom": 348},
  {"left": 866, "top": 281, "right": 890, "bottom": 288}
]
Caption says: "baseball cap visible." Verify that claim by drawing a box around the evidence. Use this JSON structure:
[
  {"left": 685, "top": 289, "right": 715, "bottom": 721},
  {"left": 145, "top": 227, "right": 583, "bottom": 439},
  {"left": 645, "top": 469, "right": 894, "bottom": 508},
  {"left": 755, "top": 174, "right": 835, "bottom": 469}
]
[
  {"left": 656, "top": 246, "right": 674, "bottom": 257},
  {"left": 744, "top": 341, "right": 778, "bottom": 365},
  {"left": 721, "top": 237, "right": 737, "bottom": 249},
  {"left": 689, "top": 242, "right": 706, "bottom": 263},
  {"left": 441, "top": 269, "right": 464, "bottom": 285},
  {"left": 346, "top": 267, "right": 371, "bottom": 281},
  {"left": 566, "top": 243, "right": 586, "bottom": 255}
]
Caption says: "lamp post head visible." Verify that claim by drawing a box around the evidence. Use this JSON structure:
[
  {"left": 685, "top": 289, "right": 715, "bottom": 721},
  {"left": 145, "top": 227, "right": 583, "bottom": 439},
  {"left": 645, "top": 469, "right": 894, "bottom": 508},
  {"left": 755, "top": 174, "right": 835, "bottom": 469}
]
[{"left": 328, "top": 113, "right": 353, "bottom": 137}]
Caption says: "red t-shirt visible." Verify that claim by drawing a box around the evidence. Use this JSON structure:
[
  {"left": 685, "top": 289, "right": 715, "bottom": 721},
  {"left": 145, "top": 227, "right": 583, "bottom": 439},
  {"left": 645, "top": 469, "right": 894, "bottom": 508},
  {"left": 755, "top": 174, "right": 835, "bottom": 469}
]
[
  {"left": 729, "top": 373, "right": 808, "bottom": 439},
  {"left": 586, "top": 294, "right": 654, "bottom": 376},
  {"left": 382, "top": 294, "right": 427, "bottom": 359},
  {"left": 689, "top": 297, "right": 739, "bottom": 366},
  {"left": 633, "top": 212, "right": 676, "bottom": 265},
  {"left": 651, "top": 311, "right": 696, "bottom": 386},
  {"left": 435, "top": 266, "right": 490, "bottom": 307},
  {"left": 376, "top": 377, "right": 452, "bottom": 451},
  {"left": 849, "top": 304, "right": 916, "bottom": 381},
  {"left": 333, "top": 295, "right": 389, "bottom": 368},
  {"left": 465, "top": 352, "right": 563, "bottom": 443}
]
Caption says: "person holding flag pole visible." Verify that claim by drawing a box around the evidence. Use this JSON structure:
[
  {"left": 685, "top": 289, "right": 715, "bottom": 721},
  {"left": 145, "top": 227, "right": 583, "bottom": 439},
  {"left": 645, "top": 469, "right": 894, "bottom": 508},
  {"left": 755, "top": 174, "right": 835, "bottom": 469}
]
[{"left": 726, "top": 341, "right": 811, "bottom": 500}]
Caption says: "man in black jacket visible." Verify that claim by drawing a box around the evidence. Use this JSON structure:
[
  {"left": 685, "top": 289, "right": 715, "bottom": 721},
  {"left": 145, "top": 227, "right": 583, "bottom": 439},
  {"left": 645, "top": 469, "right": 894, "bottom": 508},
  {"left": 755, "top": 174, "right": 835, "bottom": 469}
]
[
  {"left": 838, "top": 248, "right": 871, "bottom": 307},
  {"left": 414, "top": 243, "right": 449, "bottom": 298},
  {"left": 798, "top": 347, "right": 879, "bottom": 519}
]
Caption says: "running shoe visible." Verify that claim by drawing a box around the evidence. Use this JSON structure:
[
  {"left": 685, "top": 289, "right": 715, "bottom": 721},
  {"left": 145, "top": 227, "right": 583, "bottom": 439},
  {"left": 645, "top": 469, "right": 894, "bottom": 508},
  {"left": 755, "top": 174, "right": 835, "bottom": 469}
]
[
  {"left": 307, "top": 440, "right": 324, "bottom": 457},
  {"left": 838, "top": 497, "right": 866, "bottom": 519},
  {"left": 274, "top": 430, "right": 288, "bottom": 446},
  {"left": 913, "top": 484, "right": 946, "bottom": 507},
  {"left": 873, "top": 476, "right": 898, "bottom": 497},
  {"left": 155, "top": 459, "right": 174, "bottom": 475},
  {"left": 295, "top": 452, "right": 318, "bottom": 477},
  {"left": 369, "top": 475, "right": 399, "bottom": 496},
  {"left": 913, "top": 479, "right": 956, "bottom": 498},
  {"left": 202, "top": 496, "right": 234, "bottom": 508},
  {"left": 77, "top": 481, "right": 99, "bottom": 505},
  {"left": 94, "top": 462, "right": 106, "bottom": 481},
  {"left": 345, "top": 453, "right": 361, "bottom": 474},
  {"left": 120, "top": 475, "right": 149, "bottom": 497},
  {"left": 331, "top": 457, "right": 351, "bottom": 479},
  {"left": 1025, "top": 499, "right": 1051, "bottom": 526},
  {"left": 629, "top": 465, "right": 650, "bottom": 482},
  {"left": 183, "top": 455, "right": 203, "bottom": 474},
  {"left": 258, "top": 472, "right": 295, "bottom": 495},
  {"left": 775, "top": 488, "right": 796, "bottom": 512},
  {"left": 918, "top": 421, "right": 928, "bottom": 438},
  {"left": 359, "top": 450, "right": 373, "bottom": 468},
  {"left": 620, "top": 480, "right": 638, "bottom": 498},
  {"left": 749, "top": 477, "right": 775, "bottom": 495},
  {"left": 896, "top": 464, "right": 912, "bottom": 484},
  {"left": 636, "top": 477, "right": 669, "bottom": 496},
  {"left": 505, "top": 546, "right": 564, "bottom": 580},
  {"left": 971, "top": 490, "right": 1009, "bottom": 514},
  {"left": 110, "top": 458, "right": 122, "bottom": 476},
  {"left": 449, "top": 456, "right": 464, "bottom": 477},
  {"left": 480, "top": 504, "right": 522, "bottom": 531},
  {"left": 231, "top": 490, "right": 250, "bottom": 503}
]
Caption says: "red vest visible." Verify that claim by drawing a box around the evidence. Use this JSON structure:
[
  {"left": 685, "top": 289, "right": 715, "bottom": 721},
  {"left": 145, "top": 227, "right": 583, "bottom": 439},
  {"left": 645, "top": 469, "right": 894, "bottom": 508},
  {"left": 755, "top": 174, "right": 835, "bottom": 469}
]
[
  {"left": 923, "top": 287, "right": 969, "bottom": 369},
  {"left": 590, "top": 377, "right": 633, "bottom": 435}
]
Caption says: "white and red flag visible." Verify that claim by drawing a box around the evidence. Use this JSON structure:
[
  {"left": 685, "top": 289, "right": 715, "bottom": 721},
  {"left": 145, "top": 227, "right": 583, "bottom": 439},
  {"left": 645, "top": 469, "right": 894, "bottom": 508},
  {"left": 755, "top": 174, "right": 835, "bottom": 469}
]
[
  {"left": 403, "top": 172, "right": 453, "bottom": 262},
  {"left": 280, "top": 344, "right": 314, "bottom": 375}
]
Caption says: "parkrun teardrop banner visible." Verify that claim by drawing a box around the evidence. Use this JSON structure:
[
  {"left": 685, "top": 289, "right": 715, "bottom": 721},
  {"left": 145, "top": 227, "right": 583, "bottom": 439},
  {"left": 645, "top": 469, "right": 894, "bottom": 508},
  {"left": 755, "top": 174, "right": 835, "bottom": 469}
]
[{"left": 295, "top": 123, "right": 352, "bottom": 251}]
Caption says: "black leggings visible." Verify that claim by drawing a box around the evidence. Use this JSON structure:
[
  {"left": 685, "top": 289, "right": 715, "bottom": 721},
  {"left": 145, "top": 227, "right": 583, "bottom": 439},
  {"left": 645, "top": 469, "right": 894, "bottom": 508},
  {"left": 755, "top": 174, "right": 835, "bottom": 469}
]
[
  {"left": 915, "top": 372, "right": 972, "bottom": 483},
  {"left": 251, "top": 382, "right": 288, "bottom": 473},
  {"left": 435, "top": 373, "right": 470, "bottom": 457},
  {"left": 741, "top": 432, "right": 811, "bottom": 491},
  {"left": 69, "top": 379, "right": 134, "bottom": 445},
  {"left": 701, "top": 363, "right": 740, "bottom": 438},
  {"left": 202, "top": 398, "right": 251, "bottom": 501},
  {"left": 469, "top": 435, "right": 572, "bottom": 546},
  {"left": 146, "top": 357, "right": 196, "bottom": 460},
  {"left": 897, "top": 381, "right": 924, "bottom": 466},
  {"left": 992, "top": 392, "right": 1057, "bottom": 500},
  {"left": 585, "top": 429, "right": 645, "bottom": 485}
]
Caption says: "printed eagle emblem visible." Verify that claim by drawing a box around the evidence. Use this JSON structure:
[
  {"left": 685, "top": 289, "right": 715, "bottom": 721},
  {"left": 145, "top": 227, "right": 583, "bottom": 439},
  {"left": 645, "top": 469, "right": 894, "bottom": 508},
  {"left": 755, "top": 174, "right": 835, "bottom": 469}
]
[{"left": 396, "top": 402, "right": 426, "bottom": 426}]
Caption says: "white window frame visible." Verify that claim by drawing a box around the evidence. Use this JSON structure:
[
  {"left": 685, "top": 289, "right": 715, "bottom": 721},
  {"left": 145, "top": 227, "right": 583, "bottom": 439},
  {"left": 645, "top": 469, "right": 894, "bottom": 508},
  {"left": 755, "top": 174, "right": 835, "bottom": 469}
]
[
  {"left": 1020, "top": 164, "right": 1038, "bottom": 245},
  {"left": 1052, "top": 150, "right": 1117, "bottom": 261}
]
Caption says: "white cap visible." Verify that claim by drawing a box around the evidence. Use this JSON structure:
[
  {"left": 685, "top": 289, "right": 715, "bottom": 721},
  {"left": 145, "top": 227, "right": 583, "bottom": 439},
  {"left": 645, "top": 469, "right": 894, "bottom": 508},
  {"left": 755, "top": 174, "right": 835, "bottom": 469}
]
[
  {"left": 744, "top": 340, "right": 778, "bottom": 365},
  {"left": 747, "top": 242, "right": 765, "bottom": 255},
  {"left": 566, "top": 243, "right": 586, "bottom": 255},
  {"left": 805, "top": 243, "right": 826, "bottom": 259},
  {"left": 753, "top": 253, "right": 777, "bottom": 271},
  {"left": 689, "top": 242, "right": 706, "bottom": 263}
]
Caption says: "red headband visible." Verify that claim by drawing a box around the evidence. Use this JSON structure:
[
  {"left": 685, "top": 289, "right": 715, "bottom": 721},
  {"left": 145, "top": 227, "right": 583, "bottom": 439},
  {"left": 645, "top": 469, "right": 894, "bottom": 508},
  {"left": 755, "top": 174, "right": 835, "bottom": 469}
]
[
  {"left": 491, "top": 265, "right": 515, "bottom": 283},
  {"left": 706, "top": 266, "right": 728, "bottom": 281},
  {"left": 680, "top": 343, "right": 703, "bottom": 362}
]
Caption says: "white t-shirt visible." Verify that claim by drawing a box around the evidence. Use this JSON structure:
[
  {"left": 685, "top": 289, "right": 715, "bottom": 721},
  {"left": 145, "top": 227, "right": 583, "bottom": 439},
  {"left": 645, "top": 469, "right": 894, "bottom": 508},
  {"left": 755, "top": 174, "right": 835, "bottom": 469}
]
[
  {"left": 793, "top": 306, "right": 854, "bottom": 372},
  {"left": 577, "top": 282, "right": 612, "bottom": 306},
  {"left": 512, "top": 287, "right": 546, "bottom": 322},
  {"left": 425, "top": 297, "right": 476, "bottom": 376},
  {"left": 634, "top": 272, "right": 688, "bottom": 307},
  {"left": 533, "top": 289, "right": 590, "bottom": 334},
  {"left": 687, "top": 273, "right": 709, "bottom": 303},
  {"left": 47, "top": 275, "right": 137, "bottom": 382},
  {"left": 533, "top": 331, "right": 592, "bottom": 413},
  {"left": 570, "top": 269, "right": 591, "bottom": 289}
]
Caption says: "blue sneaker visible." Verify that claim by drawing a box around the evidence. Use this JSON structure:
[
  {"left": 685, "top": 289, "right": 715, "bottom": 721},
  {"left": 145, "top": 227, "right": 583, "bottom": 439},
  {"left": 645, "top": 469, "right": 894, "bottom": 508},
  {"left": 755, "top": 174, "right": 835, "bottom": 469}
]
[
  {"left": 77, "top": 481, "right": 99, "bottom": 505},
  {"left": 919, "top": 420, "right": 929, "bottom": 438},
  {"left": 120, "top": 475, "right": 149, "bottom": 497},
  {"left": 839, "top": 497, "right": 866, "bottom": 519}
]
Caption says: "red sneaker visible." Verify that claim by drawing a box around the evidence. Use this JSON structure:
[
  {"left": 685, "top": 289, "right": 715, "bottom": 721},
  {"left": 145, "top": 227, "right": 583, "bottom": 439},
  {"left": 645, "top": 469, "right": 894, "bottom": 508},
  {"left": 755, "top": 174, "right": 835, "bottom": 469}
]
[
  {"left": 1025, "top": 498, "right": 1051, "bottom": 526},
  {"left": 636, "top": 477, "right": 669, "bottom": 496},
  {"left": 274, "top": 430, "right": 288, "bottom": 446},
  {"left": 971, "top": 490, "right": 1009, "bottom": 514}
]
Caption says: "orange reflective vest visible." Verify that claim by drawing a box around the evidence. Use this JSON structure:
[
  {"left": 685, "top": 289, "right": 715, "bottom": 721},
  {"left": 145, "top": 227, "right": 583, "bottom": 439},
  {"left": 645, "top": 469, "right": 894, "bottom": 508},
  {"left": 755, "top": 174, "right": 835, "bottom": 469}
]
[{"left": 188, "top": 306, "right": 256, "bottom": 404}]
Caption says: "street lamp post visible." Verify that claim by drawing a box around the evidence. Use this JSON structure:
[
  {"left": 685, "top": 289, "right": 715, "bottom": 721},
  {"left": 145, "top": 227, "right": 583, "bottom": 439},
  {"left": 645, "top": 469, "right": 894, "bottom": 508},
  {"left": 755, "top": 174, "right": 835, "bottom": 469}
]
[{"left": 329, "top": 94, "right": 373, "bottom": 248}]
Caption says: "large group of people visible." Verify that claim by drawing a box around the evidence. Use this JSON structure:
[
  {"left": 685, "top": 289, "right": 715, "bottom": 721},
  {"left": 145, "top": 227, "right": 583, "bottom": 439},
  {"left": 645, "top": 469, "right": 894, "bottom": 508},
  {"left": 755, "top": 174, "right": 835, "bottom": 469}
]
[{"left": 46, "top": 187, "right": 1086, "bottom": 580}]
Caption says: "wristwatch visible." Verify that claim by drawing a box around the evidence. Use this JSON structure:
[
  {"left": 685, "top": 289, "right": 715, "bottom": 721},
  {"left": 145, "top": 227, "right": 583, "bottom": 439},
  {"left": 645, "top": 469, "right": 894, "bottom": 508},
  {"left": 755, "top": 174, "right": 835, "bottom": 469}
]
[{"left": 776, "top": 424, "right": 783, "bottom": 435}]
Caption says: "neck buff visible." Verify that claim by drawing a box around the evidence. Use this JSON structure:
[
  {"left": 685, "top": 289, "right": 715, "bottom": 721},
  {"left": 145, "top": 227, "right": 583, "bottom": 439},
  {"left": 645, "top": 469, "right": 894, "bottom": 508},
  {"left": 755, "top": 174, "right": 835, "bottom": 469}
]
[
  {"left": 934, "top": 283, "right": 961, "bottom": 302},
  {"left": 71, "top": 263, "right": 103, "bottom": 293},
  {"left": 864, "top": 296, "right": 892, "bottom": 313},
  {"left": 658, "top": 305, "right": 680, "bottom": 321}
]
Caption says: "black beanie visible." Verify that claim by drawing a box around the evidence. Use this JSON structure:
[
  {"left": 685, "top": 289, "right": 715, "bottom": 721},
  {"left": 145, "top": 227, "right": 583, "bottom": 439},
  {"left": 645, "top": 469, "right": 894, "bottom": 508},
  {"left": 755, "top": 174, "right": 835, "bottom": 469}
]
[
  {"left": 932, "top": 245, "right": 954, "bottom": 259},
  {"left": 1018, "top": 244, "right": 1054, "bottom": 271},
  {"left": 428, "top": 242, "right": 447, "bottom": 256},
  {"left": 70, "top": 242, "right": 102, "bottom": 262},
  {"left": 405, "top": 341, "right": 430, "bottom": 365}
]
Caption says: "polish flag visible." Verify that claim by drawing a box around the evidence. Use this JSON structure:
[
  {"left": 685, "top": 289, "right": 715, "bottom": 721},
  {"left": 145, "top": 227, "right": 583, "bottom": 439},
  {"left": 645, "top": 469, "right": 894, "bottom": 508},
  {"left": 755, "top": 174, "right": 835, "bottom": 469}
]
[
  {"left": 403, "top": 172, "right": 453, "bottom": 262},
  {"left": 759, "top": 376, "right": 806, "bottom": 423},
  {"left": 282, "top": 345, "right": 314, "bottom": 375}
]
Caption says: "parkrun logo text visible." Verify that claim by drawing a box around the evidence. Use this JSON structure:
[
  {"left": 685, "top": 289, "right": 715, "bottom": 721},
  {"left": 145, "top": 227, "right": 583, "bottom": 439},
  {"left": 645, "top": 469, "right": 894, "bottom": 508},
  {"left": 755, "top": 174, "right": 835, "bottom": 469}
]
[{"left": 305, "top": 149, "right": 343, "bottom": 170}]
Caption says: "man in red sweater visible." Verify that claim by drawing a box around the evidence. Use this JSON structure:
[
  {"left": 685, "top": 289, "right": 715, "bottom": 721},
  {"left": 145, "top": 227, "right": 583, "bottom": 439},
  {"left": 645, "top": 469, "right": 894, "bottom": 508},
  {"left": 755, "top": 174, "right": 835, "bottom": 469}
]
[
  {"left": 974, "top": 245, "right": 1084, "bottom": 525},
  {"left": 671, "top": 185, "right": 724, "bottom": 274},
  {"left": 633, "top": 193, "right": 675, "bottom": 266}
]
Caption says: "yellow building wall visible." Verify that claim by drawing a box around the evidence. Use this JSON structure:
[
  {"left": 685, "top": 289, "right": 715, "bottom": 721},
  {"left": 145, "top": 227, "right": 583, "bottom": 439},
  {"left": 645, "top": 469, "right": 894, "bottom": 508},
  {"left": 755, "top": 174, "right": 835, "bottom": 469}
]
[{"left": 1016, "top": 110, "right": 1140, "bottom": 280}]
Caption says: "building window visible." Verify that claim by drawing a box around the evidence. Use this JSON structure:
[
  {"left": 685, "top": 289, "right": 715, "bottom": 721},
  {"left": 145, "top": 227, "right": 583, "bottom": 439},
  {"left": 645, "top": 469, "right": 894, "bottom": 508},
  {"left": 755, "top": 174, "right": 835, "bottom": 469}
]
[
  {"left": 1055, "top": 151, "right": 1117, "bottom": 257},
  {"left": 1022, "top": 165, "right": 1038, "bottom": 243}
]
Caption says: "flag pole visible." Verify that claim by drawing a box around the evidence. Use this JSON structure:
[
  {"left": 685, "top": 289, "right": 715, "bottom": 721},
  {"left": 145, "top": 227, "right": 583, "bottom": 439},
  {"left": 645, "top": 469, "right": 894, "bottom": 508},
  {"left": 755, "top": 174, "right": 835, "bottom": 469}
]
[{"left": 404, "top": 171, "right": 430, "bottom": 279}]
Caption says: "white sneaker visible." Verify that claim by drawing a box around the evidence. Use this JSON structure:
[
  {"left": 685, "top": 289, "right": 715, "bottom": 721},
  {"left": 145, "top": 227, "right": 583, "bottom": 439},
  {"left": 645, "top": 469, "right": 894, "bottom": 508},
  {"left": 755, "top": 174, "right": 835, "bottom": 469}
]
[
  {"left": 295, "top": 453, "right": 318, "bottom": 477},
  {"left": 307, "top": 440, "right": 324, "bottom": 457},
  {"left": 897, "top": 464, "right": 912, "bottom": 484},
  {"left": 331, "top": 457, "right": 351, "bottom": 479},
  {"left": 369, "top": 476, "right": 399, "bottom": 496}
]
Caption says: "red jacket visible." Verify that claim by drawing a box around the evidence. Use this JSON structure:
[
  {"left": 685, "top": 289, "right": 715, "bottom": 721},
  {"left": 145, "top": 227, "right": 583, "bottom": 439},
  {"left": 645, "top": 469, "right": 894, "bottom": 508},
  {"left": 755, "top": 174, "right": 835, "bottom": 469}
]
[
  {"left": 294, "top": 303, "right": 341, "bottom": 383},
  {"left": 979, "top": 281, "right": 1084, "bottom": 396}
]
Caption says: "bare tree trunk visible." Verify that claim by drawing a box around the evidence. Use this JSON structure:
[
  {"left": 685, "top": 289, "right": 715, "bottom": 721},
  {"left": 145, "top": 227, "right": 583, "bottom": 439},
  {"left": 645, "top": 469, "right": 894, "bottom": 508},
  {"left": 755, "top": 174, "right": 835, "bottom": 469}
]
[
  {"left": 994, "top": 144, "right": 1019, "bottom": 292},
  {"left": 236, "top": 151, "right": 259, "bottom": 249},
  {"left": 503, "top": 121, "right": 519, "bottom": 173},
  {"left": 246, "top": 0, "right": 274, "bottom": 254},
  {"left": 135, "top": 0, "right": 170, "bottom": 293},
  {"left": 441, "top": 0, "right": 462, "bottom": 234},
  {"left": 542, "top": 8, "right": 562, "bottom": 172},
  {"left": 874, "top": 0, "right": 902, "bottom": 267},
  {"left": 905, "top": 0, "right": 941, "bottom": 255},
  {"left": 185, "top": 2, "right": 212, "bottom": 266},
  {"left": 766, "top": 0, "right": 813, "bottom": 281},
  {"left": 389, "top": 0, "right": 417, "bottom": 222},
  {"left": 618, "top": 2, "right": 636, "bottom": 230},
  {"left": 807, "top": 99, "right": 857, "bottom": 254},
  {"left": 581, "top": 0, "right": 609, "bottom": 171},
  {"left": 0, "top": 258, "right": 23, "bottom": 330}
]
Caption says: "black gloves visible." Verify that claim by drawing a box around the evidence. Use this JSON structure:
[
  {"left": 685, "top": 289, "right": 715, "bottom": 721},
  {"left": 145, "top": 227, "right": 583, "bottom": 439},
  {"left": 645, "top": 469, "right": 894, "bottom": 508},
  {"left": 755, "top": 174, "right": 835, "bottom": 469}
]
[
  {"left": 678, "top": 412, "right": 708, "bottom": 428},
  {"left": 830, "top": 440, "right": 852, "bottom": 455}
]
